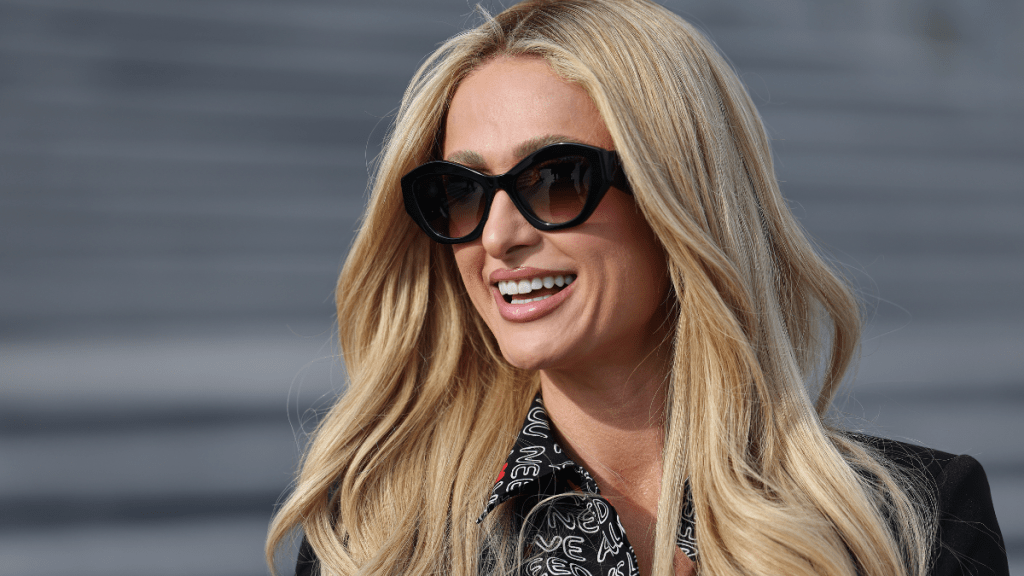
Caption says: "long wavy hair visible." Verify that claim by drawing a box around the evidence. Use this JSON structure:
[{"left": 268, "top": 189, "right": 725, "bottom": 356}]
[{"left": 267, "top": 1, "right": 934, "bottom": 574}]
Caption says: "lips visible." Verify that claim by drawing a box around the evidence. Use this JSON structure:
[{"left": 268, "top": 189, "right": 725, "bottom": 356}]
[
  {"left": 496, "top": 274, "right": 576, "bottom": 304},
  {"left": 488, "top": 268, "right": 577, "bottom": 322}
]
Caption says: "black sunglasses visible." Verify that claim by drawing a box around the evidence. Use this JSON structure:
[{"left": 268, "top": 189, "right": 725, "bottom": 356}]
[{"left": 401, "top": 142, "right": 629, "bottom": 244}]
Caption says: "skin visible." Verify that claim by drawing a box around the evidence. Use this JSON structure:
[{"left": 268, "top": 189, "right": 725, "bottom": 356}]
[{"left": 446, "top": 56, "right": 695, "bottom": 576}]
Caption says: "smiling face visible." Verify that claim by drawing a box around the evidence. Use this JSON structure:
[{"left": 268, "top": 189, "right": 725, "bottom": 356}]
[{"left": 446, "top": 57, "right": 671, "bottom": 377}]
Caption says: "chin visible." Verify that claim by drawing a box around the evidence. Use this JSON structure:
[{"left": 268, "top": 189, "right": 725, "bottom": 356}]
[
  {"left": 499, "top": 350, "right": 545, "bottom": 372},
  {"left": 497, "top": 342, "right": 563, "bottom": 373}
]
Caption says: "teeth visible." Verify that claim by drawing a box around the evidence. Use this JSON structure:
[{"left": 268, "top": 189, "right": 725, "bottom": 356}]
[
  {"left": 510, "top": 294, "right": 553, "bottom": 305},
  {"left": 497, "top": 274, "right": 576, "bottom": 298}
]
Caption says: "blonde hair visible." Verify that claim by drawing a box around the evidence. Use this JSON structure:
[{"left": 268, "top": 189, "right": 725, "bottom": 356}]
[{"left": 267, "top": 1, "right": 935, "bottom": 575}]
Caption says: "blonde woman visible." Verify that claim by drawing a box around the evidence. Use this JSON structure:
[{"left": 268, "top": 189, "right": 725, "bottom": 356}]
[{"left": 266, "top": 1, "right": 1007, "bottom": 575}]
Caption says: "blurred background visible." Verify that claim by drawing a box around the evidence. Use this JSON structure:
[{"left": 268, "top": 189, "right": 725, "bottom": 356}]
[{"left": 1, "top": 0, "right": 1021, "bottom": 574}]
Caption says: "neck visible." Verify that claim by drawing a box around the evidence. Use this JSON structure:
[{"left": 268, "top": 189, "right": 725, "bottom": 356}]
[
  {"left": 538, "top": 349, "right": 672, "bottom": 576},
  {"left": 538, "top": 341, "right": 670, "bottom": 491}
]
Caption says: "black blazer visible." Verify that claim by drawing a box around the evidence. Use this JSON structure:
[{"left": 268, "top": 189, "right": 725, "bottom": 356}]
[
  {"left": 294, "top": 435, "right": 1009, "bottom": 575},
  {"left": 855, "top": 435, "right": 1009, "bottom": 576}
]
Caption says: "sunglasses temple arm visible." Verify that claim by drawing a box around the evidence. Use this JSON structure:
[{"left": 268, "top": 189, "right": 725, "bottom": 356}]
[{"left": 610, "top": 155, "right": 631, "bottom": 195}]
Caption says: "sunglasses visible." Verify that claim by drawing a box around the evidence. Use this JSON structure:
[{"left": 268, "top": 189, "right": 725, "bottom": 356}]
[{"left": 401, "top": 142, "right": 629, "bottom": 244}]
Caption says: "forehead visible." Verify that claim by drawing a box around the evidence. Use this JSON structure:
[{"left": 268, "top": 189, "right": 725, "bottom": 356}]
[{"left": 443, "top": 57, "right": 613, "bottom": 166}]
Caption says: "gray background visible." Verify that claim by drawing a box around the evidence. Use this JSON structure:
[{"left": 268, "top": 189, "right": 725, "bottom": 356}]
[{"left": 1, "top": 0, "right": 1021, "bottom": 574}]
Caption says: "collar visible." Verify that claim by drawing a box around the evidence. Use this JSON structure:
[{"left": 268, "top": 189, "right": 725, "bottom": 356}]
[
  {"left": 479, "top": 394, "right": 698, "bottom": 561},
  {"left": 479, "top": 394, "right": 599, "bottom": 521}
]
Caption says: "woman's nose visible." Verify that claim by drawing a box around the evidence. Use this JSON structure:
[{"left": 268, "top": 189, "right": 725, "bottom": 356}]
[{"left": 480, "top": 190, "right": 542, "bottom": 258}]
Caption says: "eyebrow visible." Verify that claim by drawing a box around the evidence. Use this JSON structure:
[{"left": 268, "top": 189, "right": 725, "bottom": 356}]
[
  {"left": 445, "top": 149, "right": 485, "bottom": 168},
  {"left": 514, "top": 134, "right": 585, "bottom": 158},
  {"left": 444, "top": 134, "right": 586, "bottom": 172}
]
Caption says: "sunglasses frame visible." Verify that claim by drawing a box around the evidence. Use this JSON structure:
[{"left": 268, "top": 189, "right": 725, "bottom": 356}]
[{"left": 401, "top": 142, "right": 629, "bottom": 244}]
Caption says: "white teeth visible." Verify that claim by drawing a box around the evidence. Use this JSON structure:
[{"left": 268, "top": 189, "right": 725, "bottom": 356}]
[
  {"left": 510, "top": 294, "right": 553, "bottom": 305},
  {"left": 496, "top": 274, "right": 576, "bottom": 299}
]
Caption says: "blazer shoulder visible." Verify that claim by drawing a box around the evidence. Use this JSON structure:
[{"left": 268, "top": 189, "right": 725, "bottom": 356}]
[
  {"left": 847, "top": 433, "right": 957, "bottom": 483},
  {"left": 295, "top": 536, "right": 318, "bottom": 576},
  {"left": 846, "top": 433, "right": 1010, "bottom": 576}
]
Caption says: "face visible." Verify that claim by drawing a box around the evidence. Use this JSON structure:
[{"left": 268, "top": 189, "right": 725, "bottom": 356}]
[{"left": 446, "top": 57, "right": 670, "bottom": 376}]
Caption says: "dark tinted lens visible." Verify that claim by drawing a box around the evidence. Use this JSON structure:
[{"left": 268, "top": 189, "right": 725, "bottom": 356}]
[
  {"left": 414, "top": 174, "right": 486, "bottom": 239},
  {"left": 515, "top": 155, "right": 592, "bottom": 224}
]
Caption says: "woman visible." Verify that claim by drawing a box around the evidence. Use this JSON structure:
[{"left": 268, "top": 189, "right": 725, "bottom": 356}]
[{"left": 266, "top": 1, "right": 1007, "bottom": 575}]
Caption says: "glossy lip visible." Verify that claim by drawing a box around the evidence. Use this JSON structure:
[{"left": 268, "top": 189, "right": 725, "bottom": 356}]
[
  {"left": 488, "top": 266, "right": 574, "bottom": 284},
  {"left": 488, "top": 267, "right": 577, "bottom": 323}
]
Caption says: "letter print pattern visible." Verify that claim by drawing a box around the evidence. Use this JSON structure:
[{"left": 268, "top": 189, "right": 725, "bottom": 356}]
[{"left": 479, "top": 395, "right": 698, "bottom": 575}]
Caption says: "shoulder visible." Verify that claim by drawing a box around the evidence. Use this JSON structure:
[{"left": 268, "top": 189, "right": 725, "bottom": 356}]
[
  {"left": 295, "top": 536, "right": 317, "bottom": 576},
  {"left": 848, "top": 433, "right": 1010, "bottom": 576}
]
